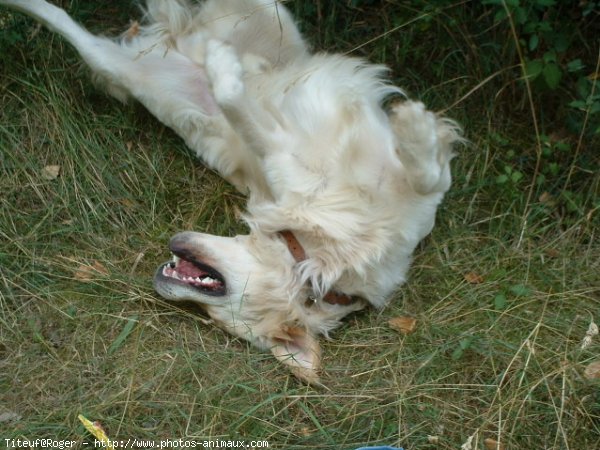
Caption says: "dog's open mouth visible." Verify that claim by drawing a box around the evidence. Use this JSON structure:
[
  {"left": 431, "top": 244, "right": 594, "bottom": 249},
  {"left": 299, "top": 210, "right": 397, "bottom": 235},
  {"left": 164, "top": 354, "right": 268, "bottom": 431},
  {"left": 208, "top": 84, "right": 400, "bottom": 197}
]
[{"left": 158, "top": 253, "right": 227, "bottom": 296}]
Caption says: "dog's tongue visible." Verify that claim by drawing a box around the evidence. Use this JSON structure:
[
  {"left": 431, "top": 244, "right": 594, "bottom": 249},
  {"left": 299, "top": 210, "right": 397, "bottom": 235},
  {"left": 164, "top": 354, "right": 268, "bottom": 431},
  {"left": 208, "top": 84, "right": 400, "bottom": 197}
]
[{"left": 176, "top": 259, "right": 207, "bottom": 278}]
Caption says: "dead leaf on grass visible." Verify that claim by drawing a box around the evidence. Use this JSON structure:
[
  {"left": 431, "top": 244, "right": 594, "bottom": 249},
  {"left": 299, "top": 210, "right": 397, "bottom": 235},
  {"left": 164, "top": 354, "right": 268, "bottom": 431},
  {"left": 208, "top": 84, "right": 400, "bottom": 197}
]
[
  {"left": 74, "top": 261, "right": 109, "bottom": 281},
  {"left": 584, "top": 360, "right": 600, "bottom": 380},
  {"left": 484, "top": 438, "right": 505, "bottom": 450},
  {"left": 118, "top": 198, "right": 136, "bottom": 208},
  {"left": 41, "top": 165, "right": 61, "bottom": 180},
  {"left": 539, "top": 191, "right": 555, "bottom": 205},
  {"left": 464, "top": 272, "right": 484, "bottom": 284},
  {"left": 299, "top": 426, "right": 312, "bottom": 437},
  {"left": 389, "top": 316, "right": 417, "bottom": 334}
]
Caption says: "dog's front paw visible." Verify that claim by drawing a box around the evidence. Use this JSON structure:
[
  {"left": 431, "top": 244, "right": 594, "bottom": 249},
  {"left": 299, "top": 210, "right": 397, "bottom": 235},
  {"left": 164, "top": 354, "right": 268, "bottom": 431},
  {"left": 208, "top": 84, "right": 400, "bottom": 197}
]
[
  {"left": 391, "top": 101, "right": 439, "bottom": 161},
  {"left": 206, "top": 39, "right": 244, "bottom": 104},
  {"left": 391, "top": 101, "right": 458, "bottom": 195}
]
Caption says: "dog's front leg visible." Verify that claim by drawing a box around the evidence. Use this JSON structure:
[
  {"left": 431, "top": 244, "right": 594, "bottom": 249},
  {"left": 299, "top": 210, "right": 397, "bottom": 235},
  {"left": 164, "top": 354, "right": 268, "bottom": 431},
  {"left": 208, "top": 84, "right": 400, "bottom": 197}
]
[
  {"left": 205, "top": 40, "right": 275, "bottom": 158},
  {"left": 390, "top": 101, "right": 463, "bottom": 196}
]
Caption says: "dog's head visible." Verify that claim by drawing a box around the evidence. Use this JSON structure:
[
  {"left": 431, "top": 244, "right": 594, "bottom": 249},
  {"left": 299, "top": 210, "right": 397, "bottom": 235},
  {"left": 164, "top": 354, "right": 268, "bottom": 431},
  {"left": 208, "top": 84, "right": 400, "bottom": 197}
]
[
  {"left": 154, "top": 230, "right": 367, "bottom": 384},
  {"left": 152, "top": 175, "right": 424, "bottom": 384}
]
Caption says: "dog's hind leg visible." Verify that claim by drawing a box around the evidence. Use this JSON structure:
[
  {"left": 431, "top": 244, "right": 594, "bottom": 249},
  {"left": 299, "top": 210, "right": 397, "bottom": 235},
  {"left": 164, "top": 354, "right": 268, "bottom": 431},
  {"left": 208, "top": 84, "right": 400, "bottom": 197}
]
[{"left": 390, "top": 101, "right": 463, "bottom": 196}]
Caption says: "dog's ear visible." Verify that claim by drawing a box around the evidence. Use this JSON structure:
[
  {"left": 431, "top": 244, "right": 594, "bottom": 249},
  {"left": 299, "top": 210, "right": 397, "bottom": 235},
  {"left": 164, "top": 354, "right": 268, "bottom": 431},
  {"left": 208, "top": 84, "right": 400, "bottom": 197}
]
[{"left": 269, "top": 325, "right": 321, "bottom": 384}]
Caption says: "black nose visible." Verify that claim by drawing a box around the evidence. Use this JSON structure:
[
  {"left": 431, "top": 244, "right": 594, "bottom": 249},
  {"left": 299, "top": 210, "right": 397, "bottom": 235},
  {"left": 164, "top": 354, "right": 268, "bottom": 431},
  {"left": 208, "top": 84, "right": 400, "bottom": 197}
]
[{"left": 168, "top": 231, "right": 202, "bottom": 260}]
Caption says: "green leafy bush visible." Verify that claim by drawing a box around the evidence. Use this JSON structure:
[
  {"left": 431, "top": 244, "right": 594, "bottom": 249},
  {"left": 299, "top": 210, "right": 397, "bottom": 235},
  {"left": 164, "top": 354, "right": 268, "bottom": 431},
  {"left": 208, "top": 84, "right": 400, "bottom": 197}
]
[{"left": 483, "top": 0, "right": 600, "bottom": 135}]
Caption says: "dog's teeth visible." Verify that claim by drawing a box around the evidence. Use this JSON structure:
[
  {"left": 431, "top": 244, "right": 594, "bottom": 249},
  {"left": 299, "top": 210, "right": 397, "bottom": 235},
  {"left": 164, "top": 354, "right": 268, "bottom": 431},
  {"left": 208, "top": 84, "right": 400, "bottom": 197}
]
[{"left": 165, "top": 258, "right": 218, "bottom": 286}]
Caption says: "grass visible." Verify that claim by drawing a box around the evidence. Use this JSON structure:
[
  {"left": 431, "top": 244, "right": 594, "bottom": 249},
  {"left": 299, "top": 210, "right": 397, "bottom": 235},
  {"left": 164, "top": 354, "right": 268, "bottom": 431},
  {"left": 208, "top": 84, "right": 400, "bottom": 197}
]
[{"left": 1, "top": 1, "right": 599, "bottom": 449}]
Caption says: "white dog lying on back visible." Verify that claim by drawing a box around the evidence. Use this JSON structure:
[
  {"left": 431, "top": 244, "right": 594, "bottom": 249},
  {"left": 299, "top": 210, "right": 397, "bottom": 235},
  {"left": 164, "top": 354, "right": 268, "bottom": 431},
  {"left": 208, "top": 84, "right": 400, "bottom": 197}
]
[{"left": 3, "top": 0, "right": 462, "bottom": 383}]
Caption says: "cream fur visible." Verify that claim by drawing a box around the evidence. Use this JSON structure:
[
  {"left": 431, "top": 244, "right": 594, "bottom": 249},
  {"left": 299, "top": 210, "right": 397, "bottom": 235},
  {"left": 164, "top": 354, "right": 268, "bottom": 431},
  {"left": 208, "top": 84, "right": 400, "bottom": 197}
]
[{"left": 2, "top": 0, "right": 463, "bottom": 384}]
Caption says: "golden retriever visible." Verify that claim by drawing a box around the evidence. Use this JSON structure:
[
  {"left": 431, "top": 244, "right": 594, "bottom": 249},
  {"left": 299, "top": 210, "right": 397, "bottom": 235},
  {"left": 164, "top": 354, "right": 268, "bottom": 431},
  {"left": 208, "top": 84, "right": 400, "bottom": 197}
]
[{"left": 2, "top": 0, "right": 462, "bottom": 383}]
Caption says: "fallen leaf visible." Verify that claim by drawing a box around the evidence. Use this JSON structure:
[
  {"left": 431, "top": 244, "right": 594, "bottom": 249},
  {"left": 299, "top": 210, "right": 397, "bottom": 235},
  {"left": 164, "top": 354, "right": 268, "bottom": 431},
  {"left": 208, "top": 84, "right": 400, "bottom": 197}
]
[
  {"left": 464, "top": 272, "right": 484, "bottom": 284},
  {"left": 299, "top": 426, "right": 312, "bottom": 437},
  {"left": 74, "top": 261, "right": 109, "bottom": 281},
  {"left": 389, "top": 316, "right": 417, "bottom": 334},
  {"left": 484, "top": 438, "right": 505, "bottom": 450},
  {"left": 539, "top": 191, "right": 554, "bottom": 205},
  {"left": 584, "top": 360, "right": 600, "bottom": 380},
  {"left": 118, "top": 198, "right": 136, "bottom": 208},
  {"left": 41, "top": 165, "right": 61, "bottom": 180}
]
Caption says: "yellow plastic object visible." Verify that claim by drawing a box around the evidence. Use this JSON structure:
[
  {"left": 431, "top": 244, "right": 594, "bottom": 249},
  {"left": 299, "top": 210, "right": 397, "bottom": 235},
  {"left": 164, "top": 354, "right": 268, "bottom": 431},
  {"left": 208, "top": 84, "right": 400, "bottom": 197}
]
[{"left": 78, "top": 415, "right": 114, "bottom": 450}]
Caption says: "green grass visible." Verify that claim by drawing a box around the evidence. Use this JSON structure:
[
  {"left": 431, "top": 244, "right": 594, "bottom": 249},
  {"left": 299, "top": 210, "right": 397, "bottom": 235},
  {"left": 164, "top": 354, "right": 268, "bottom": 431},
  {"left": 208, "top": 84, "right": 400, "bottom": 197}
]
[{"left": 1, "top": 2, "right": 599, "bottom": 449}]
